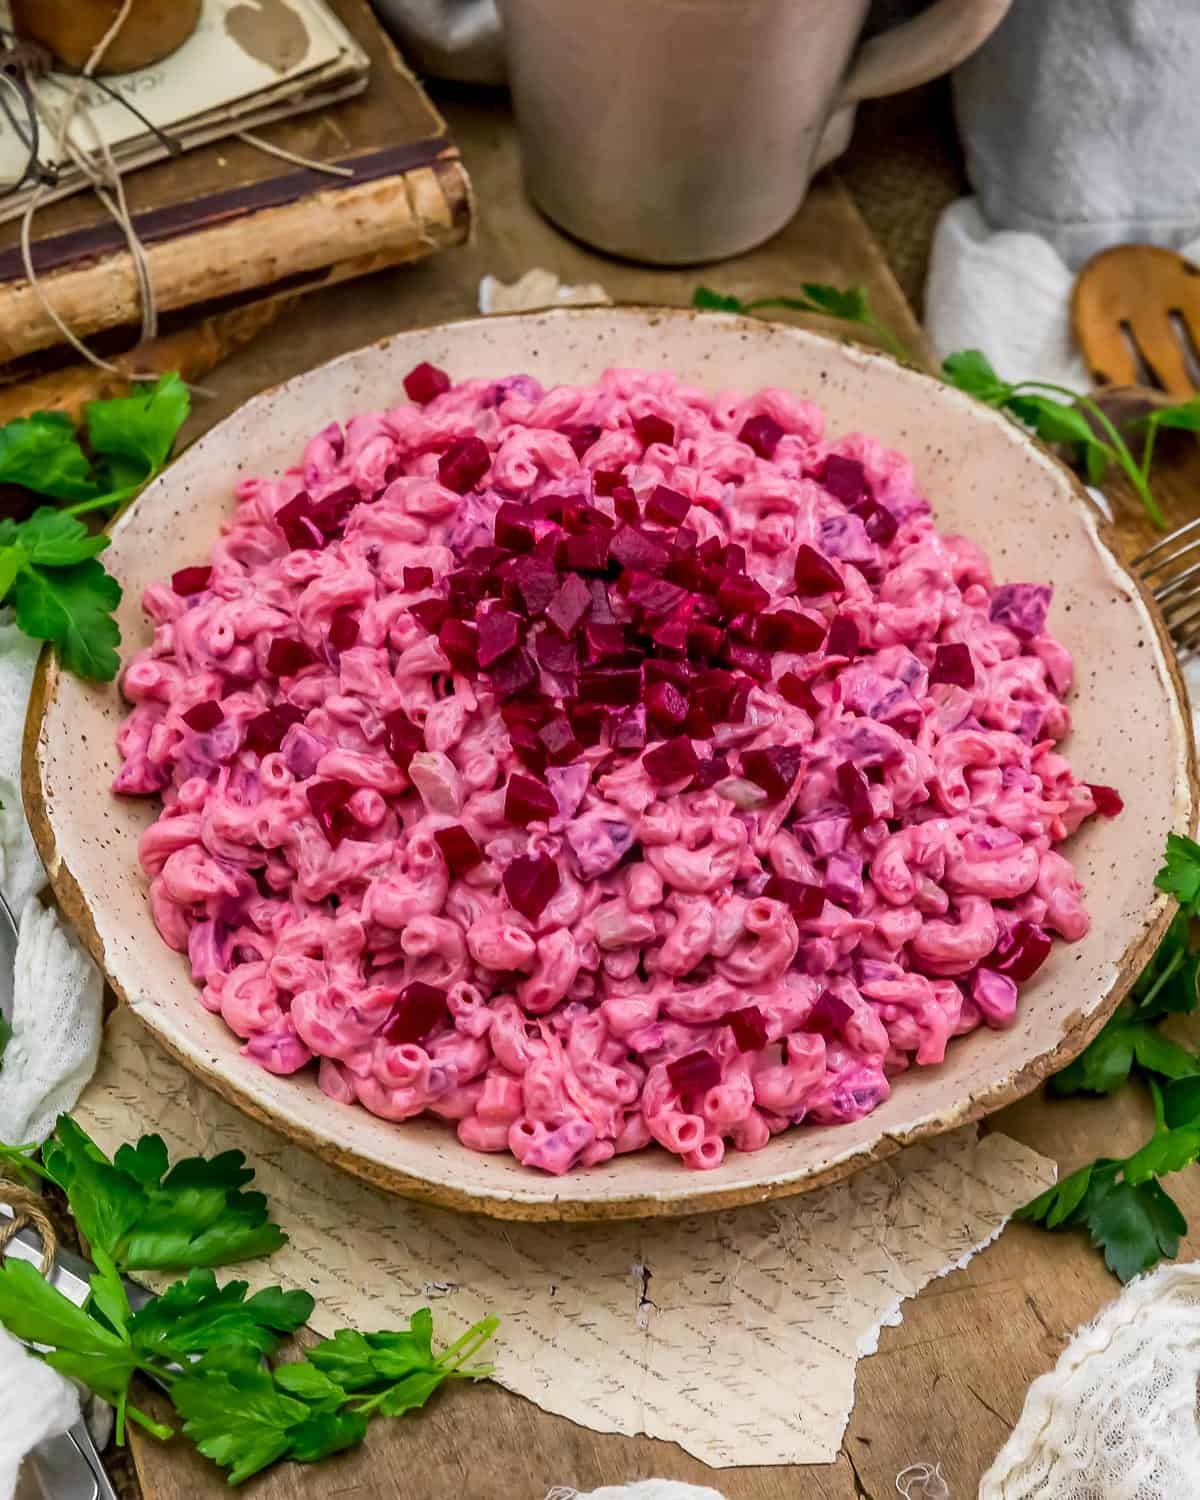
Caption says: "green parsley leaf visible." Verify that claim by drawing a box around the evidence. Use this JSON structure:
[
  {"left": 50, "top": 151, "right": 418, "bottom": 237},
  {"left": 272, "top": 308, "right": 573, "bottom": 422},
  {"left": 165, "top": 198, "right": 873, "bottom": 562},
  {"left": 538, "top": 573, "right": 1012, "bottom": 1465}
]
[
  {"left": 0, "top": 1257, "right": 130, "bottom": 1358},
  {"left": 941, "top": 349, "right": 1012, "bottom": 404},
  {"left": 10, "top": 558, "right": 122, "bottom": 681},
  {"left": 272, "top": 1360, "right": 347, "bottom": 1404},
  {"left": 38, "top": 1117, "right": 287, "bottom": 1273},
  {"left": 1147, "top": 395, "right": 1200, "bottom": 432},
  {"left": 0, "top": 413, "right": 99, "bottom": 501},
  {"left": 85, "top": 373, "right": 190, "bottom": 480},
  {"left": 1086, "top": 1176, "right": 1187, "bottom": 1283},
  {"left": 1130, "top": 1028, "right": 1200, "bottom": 1083},
  {"left": 171, "top": 1356, "right": 310, "bottom": 1486},
  {"left": 14, "top": 507, "right": 111, "bottom": 566},
  {"left": 1156, "top": 832, "right": 1200, "bottom": 912},
  {"left": 128, "top": 1270, "right": 313, "bottom": 1363},
  {"left": 691, "top": 286, "right": 746, "bottom": 312},
  {"left": 286, "top": 1409, "right": 370, "bottom": 1464},
  {"left": 1016, "top": 1159, "right": 1115, "bottom": 1231},
  {"left": 372, "top": 1368, "right": 447, "bottom": 1418},
  {"left": 1051, "top": 1013, "right": 1138, "bottom": 1095},
  {"left": 304, "top": 1328, "right": 380, "bottom": 1391},
  {"left": 1132, "top": 913, "right": 1198, "bottom": 1017},
  {"left": 1164, "top": 1075, "right": 1200, "bottom": 1129},
  {"left": 1122, "top": 1125, "right": 1200, "bottom": 1185}
]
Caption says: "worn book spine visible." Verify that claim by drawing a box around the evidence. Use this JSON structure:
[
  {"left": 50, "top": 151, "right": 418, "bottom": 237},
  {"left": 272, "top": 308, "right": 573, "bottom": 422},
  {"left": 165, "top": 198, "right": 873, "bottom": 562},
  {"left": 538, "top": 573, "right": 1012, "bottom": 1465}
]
[{"left": 0, "top": 148, "right": 471, "bottom": 364}]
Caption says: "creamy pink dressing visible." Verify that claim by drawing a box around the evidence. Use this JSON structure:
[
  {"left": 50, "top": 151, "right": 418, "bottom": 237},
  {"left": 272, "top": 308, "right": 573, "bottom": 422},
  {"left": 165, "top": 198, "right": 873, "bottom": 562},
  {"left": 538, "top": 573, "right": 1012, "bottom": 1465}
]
[{"left": 114, "top": 366, "right": 1112, "bottom": 1175}]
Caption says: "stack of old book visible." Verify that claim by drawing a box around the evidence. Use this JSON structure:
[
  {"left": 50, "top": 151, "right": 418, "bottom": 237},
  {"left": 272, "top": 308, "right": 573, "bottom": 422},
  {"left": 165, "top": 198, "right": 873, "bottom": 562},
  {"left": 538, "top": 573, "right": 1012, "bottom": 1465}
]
[{"left": 0, "top": 0, "right": 470, "bottom": 376}]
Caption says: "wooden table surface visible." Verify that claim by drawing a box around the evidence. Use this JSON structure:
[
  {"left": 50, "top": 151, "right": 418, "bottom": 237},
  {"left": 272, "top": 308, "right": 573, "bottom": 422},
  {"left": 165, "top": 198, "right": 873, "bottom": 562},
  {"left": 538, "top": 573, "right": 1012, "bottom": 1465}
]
[{"left": 120, "top": 87, "right": 1200, "bottom": 1500}]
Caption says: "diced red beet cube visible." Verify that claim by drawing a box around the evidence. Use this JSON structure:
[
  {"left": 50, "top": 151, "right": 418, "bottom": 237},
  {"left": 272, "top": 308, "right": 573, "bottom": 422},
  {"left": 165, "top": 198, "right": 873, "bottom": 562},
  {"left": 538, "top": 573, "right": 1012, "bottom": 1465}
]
[
  {"left": 476, "top": 608, "right": 523, "bottom": 668},
  {"left": 612, "top": 485, "right": 641, "bottom": 523},
  {"left": 988, "top": 921, "right": 1053, "bottom": 983},
  {"left": 435, "top": 824, "right": 483, "bottom": 875},
  {"left": 738, "top": 413, "right": 784, "bottom": 459},
  {"left": 763, "top": 875, "right": 824, "bottom": 918},
  {"left": 584, "top": 621, "right": 627, "bottom": 663},
  {"left": 820, "top": 455, "right": 868, "bottom": 505},
  {"left": 588, "top": 579, "right": 616, "bottom": 623},
  {"left": 741, "top": 744, "right": 805, "bottom": 798},
  {"left": 570, "top": 426, "right": 601, "bottom": 458},
  {"left": 807, "top": 989, "right": 853, "bottom": 1034},
  {"left": 755, "top": 609, "right": 825, "bottom": 654},
  {"left": 266, "top": 638, "right": 316, "bottom": 677},
  {"left": 562, "top": 529, "right": 611, "bottom": 572},
  {"left": 793, "top": 545, "right": 843, "bottom": 596},
  {"left": 565, "top": 698, "right": 608, "bottom": 747},
  {"left": 723, "top": 1004, "right": 769, "bottom": 1052},
  {"left": 825, "top": 616, "right": 860, "bottom": 658},
  {"left": 306, "top": 779, "right": 359, "bottom": 848},
  {"left": 594, "top": 469, "right": 624, "bottom": 496},
  {"left": 383, "top": 709, "right": 423, "bottom": 771},
  {"left": 698, "top": 536, "right": 724, "bottom": 564},
  {"left": 624, "top": 572, "right": 690, "bottom": 620},
  {"left": 687, "top": 621, "right": 725, "bottom": 659},
  {"left": 930, "top": 642, "right": 975, "bottom": 688},
  {"left": 778, "top": 672, "right": 821, "bottom": 714},
  {"left": 723, "top": 542, "right": 747, "bottom": 573},
  {"left": 438, "top": 435, "right": 490, "bottom": 494},
  {"left": 643, "top": 735, "right": 699, "bottom": 785},
  {"left": 534, "top": 627, "right": 579, "bottom": 676},
  {"left": 244, "top": 704, "right": 304, "bottom": 757},
  {"left": 447, "top": 568, "right": 490, "bottom": 611},
  {"left": 172, "top": 565, "right": 212, "bottom": 596},
  {"left": 854, "top": 498, "right": 898, "bottom": 546},
  {"left": 539, "top": 716, "right": 583, "bottom": 764},
  {"left": 634, "top": 413, "right": 675, "bottom": 448},
  {"left": 610, "top": 525, "right": 672, "bottom": 576},
  {"left": 724, "top": 642, "right": 771, "bottom": 681},
  {"left": 508, "top": 722, "right": 548, "bottom": 774},
  {"left": 439, "top": 618, "right": 478, "bottom": 671},
  {"left": 505, "top": 773, "right": 558, "bottom": 823},
  {"left": 511, "top": 556, "right": 561, "bottom": 618},
  {"left": 667, "top": 1049, "right": 720, "bottom": 1095},
  {"left": 580, "top": 667, "right": 642, "bottom": 706},
  {"left": 717, "top": 572, "right": 770, "bottom": 615},
  {"left": 494, "top": 504, "right": 536, "bottom": 553},
  {"left": 182, "top": 700, "right": 223, "bottom": 732},
  {"left": 675, "top": 526, "right": 698, "bottom": 553},
  {"left": 500, "top": 694, "right": 551, "bottom": 727},
  {"left": 328, "top": 609, "right": 359, "bottom": 652},
  {"left": 404, "top": 566, "right": 434, "bottom": 592},
  {"left": 692, "top": 751, "right": 730, "bottom": 789},
  {"left": 488, "top": 648, "right": 538, "bottom": 699},
  {"left": 384, "top": 980, "right": 448, "bottom": 1042},
  {"left": 836, "top": 761, "right": 874, "bottom": 828},
  {"left": 411, "top": 598, "right": 451, "bottom": 633},
  {"left": 1087, "top": 783, "right": 1124, "bottom": 818},
  {"left": 646, "top": 485, "right": 691, "bottom": 526},
  {"left": 503, "top": 853, "right": 560, "bottom": 920},
  {"left": 644, "top": 657, "right": 692, "bottom": 687},
  {"left": 646, "top": 678, "right": 688, "bottom": 728},
  {"left": 403, "top": 362, "right": 451, "bottom": 404},
  {"left": 275, "top": 493, "right": 324, "bottom": 551},
  {"left": 546, "top": 573, "right": 592, "bottom": 636},
  {"left": 613, "top": 705, "right": 648, "bottom": 750},
  {"left": 309, "top": 486, "right": 357, "bottom": 541}
]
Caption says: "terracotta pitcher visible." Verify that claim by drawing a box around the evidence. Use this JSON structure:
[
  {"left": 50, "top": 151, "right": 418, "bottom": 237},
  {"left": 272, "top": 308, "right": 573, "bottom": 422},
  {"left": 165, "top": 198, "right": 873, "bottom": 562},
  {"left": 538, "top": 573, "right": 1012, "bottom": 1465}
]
[{"left": 496, "top": 0, "right": 1011, "bottom": 264}]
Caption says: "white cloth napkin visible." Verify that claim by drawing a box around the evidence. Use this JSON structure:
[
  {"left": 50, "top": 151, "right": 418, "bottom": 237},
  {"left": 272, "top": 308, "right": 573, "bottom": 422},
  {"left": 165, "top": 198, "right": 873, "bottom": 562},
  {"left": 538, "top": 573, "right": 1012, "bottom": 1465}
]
[
  {"left": 0, "top": 1327, "right": 81, "bottom": 1499},
  {"left": 926, "top": 0, "right": 1200, "bottom": 386},
  {"left": 0, "top": 612, "right": 104, "bottom": 1146}
]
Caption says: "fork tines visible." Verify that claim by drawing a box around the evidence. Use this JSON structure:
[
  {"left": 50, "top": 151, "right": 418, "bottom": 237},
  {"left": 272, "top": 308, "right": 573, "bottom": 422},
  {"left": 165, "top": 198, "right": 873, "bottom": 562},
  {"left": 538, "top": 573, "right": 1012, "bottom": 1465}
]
[{"left": 1134, "top": 517, "right": 1200, "bottom": 657}]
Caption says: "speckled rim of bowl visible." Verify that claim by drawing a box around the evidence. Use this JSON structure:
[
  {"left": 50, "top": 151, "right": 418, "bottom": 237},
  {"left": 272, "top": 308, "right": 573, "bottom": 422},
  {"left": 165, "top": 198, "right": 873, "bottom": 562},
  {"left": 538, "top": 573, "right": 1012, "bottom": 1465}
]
[{"left": 22, "top": 305, "right": 1198, "bottom": 1222}]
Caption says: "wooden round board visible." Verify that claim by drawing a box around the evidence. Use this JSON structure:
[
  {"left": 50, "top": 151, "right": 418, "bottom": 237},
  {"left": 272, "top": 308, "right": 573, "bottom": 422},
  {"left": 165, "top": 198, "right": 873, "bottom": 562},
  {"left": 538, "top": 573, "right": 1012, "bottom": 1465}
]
[{"left": 23, "top": 307, "right": 1196, "bottom": 1220}]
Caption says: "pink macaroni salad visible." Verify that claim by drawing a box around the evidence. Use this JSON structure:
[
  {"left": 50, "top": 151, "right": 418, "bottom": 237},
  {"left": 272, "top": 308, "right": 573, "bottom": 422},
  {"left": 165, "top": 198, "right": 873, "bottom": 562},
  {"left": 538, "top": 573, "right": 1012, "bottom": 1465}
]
[{"left": 115, "top": 362, "right": 1123, "bottom": 1175}]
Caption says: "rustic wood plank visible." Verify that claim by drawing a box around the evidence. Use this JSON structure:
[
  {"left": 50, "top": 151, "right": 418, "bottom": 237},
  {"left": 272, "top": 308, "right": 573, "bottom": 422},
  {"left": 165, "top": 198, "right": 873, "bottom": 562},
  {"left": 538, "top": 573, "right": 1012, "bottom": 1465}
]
[{"left": 126, "top": 84, "right": 1200, "bottom": 1500}]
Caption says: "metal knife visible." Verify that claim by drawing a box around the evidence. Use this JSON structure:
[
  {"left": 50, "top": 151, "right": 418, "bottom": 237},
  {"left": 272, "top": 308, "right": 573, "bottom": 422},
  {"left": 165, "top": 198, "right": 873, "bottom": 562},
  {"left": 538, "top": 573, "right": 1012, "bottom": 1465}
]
[{"left": 4, "top": 1217, "right": 149, "bottom": 1500}]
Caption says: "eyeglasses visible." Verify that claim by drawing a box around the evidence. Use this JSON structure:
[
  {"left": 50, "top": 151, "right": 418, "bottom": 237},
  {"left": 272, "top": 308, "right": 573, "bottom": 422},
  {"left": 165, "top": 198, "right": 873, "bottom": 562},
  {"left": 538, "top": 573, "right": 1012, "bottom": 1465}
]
[{"left": 0, "top": 60, "right": 58, "bottom": 200}]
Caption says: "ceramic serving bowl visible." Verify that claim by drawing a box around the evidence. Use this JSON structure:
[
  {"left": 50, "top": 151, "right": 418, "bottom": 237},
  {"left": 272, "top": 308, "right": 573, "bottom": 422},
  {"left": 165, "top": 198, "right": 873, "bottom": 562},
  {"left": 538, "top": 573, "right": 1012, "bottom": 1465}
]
[{"left": 23, "top": 307, "right": 1196, "bottom": 1221}]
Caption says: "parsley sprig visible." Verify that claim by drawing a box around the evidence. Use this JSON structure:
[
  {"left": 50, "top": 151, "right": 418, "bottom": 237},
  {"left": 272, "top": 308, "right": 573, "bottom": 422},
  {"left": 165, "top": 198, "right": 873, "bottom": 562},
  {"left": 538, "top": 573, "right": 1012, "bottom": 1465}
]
[
  {"left": 0, "top": 1118, "right": 498, "bottom": 1483},
  {"left": 692, "top": 284, "right": 1200, "bottom": 531},
  {"left": 0, "top": 374, "right": 190, "bottom": 680},
  {"left": 1017, "top": 834, "right": 1200, "bottom": 1280}
]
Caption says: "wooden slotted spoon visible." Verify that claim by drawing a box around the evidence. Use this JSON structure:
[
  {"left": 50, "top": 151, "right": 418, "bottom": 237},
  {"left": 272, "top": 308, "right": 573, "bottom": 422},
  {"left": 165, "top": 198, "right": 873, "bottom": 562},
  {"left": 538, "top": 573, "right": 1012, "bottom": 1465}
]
[{"left": 1073, "top": 244, "right": 1200, "bottom": 396}]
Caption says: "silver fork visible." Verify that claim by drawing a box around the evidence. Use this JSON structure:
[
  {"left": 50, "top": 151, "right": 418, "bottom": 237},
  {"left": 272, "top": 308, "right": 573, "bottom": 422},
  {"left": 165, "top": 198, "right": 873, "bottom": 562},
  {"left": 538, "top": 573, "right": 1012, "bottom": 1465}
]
[{"left": 1132, "top": 517, "right": 1200, "bottom": 658}]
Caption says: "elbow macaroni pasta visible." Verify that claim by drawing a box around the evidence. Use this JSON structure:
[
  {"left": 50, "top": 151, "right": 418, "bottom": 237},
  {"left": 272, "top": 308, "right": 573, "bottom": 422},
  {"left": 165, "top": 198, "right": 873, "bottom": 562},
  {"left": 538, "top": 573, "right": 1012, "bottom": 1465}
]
[{"left": 114, "top": 366, "right": 1110, "bottom": 1176}]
